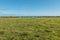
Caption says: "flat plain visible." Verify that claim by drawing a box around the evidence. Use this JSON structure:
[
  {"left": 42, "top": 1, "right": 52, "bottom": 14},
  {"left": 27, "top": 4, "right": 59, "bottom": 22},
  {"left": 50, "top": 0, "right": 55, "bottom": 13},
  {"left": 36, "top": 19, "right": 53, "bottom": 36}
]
[{"left": 0, "top": 18, "right": 60, "bottom": 40}]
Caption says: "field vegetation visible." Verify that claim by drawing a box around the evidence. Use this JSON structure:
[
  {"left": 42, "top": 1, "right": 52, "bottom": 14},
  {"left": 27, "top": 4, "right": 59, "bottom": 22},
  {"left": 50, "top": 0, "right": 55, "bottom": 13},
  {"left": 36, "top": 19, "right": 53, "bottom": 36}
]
[{"left": 0, "top": 17, "right": 60, "bottom": 40}]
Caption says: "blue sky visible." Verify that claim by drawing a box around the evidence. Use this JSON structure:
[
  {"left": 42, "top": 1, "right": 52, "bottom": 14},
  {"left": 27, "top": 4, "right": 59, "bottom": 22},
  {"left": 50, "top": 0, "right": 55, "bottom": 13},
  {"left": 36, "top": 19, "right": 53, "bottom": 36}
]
[{"left": 0, "top": 0, "right": 60, "bottom": 16}]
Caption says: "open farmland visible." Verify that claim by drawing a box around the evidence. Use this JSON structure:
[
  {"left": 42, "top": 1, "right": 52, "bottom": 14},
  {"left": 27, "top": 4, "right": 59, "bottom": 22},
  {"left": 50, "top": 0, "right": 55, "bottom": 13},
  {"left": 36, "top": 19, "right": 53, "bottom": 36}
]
[{"left": 0, "top": 18, "right": 60, "bottom": 40}]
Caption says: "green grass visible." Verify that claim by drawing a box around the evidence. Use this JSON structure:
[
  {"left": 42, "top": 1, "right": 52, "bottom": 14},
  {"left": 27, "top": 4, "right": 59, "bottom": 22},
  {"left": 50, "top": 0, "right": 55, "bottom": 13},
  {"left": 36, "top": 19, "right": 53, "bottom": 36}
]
[{"left": 0, "top": 18, "right": 60, "bottom": 40}]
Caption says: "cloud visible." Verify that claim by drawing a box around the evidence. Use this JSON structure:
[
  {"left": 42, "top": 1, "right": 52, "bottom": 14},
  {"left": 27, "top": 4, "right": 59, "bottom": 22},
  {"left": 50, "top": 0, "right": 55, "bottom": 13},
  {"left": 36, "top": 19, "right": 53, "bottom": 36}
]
[
  {"left": 0, "top": 8, "right": 60, "bottom": 16},
  {"left": 0, "top": 9, "right": 20, "bottom": 16},
  {"left": 0, "top": 9, "right": 31, "bottom": 16}
]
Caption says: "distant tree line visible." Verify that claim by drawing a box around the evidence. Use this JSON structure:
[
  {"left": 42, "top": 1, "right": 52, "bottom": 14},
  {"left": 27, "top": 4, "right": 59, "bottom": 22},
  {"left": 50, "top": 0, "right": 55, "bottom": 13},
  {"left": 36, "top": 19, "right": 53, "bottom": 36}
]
[
  {"left": 0, "top": 16, "right": 18, "bottom": 18},
  {"left": 0, "top": 16, "right": 60, "bottom": 18}
]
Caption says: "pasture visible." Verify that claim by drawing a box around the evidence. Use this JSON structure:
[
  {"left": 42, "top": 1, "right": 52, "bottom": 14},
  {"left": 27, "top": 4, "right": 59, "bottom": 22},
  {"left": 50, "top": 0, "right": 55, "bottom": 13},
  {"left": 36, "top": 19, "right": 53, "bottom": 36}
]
[{"left": 0, "top": 18, "right": 60, "bottom": 40}]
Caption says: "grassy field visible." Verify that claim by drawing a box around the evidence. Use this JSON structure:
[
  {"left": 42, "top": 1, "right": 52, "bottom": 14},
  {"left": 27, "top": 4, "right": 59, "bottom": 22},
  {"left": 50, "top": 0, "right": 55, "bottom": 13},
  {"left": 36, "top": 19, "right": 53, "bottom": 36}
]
[{"left": 0, "top": 18, "right": 60, "bottom": 40}]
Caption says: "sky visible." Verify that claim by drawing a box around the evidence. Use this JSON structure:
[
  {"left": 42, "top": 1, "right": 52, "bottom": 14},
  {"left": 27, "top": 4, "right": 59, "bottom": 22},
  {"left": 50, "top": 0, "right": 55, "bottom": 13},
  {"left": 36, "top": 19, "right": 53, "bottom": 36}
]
[{"left": 0, "top": 0, "right": 60, "bottom": 16}]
